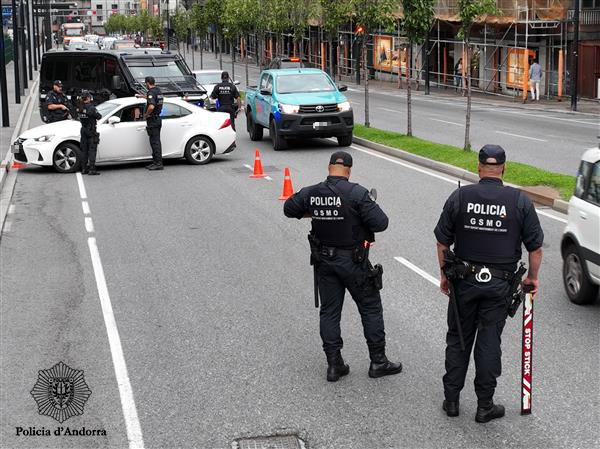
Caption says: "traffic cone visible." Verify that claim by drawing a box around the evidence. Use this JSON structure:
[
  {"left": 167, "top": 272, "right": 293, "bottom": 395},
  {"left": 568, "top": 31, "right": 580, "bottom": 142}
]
[
  {"left": 249, "top": 149, "right": 267, "bottom": 178},
  {"left": 279, "top": 167, "right": 294, "bottom": 200},
  {"left": 11, "top": 161, "right": 26, "bottom": 169}
]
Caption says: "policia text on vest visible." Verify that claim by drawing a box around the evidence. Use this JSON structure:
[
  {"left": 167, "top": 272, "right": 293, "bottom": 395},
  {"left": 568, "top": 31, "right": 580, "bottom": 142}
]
[
  {"left": 284, "top": 151, "right": 403, "bottom": 383},
  {"left": 434, "top": 144, "right": 543, "bottom": 423}
]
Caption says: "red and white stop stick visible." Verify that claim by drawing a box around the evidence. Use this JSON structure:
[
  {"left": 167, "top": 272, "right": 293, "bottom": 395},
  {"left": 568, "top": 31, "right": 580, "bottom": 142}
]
[{"left": 521, "top": 288, "right": 535, "bottom": 415}]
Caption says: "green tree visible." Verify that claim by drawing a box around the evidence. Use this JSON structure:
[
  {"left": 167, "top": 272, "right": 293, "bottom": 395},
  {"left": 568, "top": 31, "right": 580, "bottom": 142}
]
[
  {"left": 190, "top": 3, "right": 208, "bottom": 68},
  {"left": 204, "top": 0, "right": 225, "bottom": 69},
  {"left": 263, "top": 0, "right": 291, "bottom": 62},
  {"left": 149, "top": 16, "right": 164, "bottom": 39},
  {"left": 401, "top": 0, "right": 434, "bottom": 136},
  {"left": 138, "top": 9, "right": 151, "bottom": 38},
  {"left": 172, "top": 8, "right": 190, "bottom": 43},
  {"left": 287, "top": 0, "right": 318, "bottom": 60},
  {"left": 317, "top": 0, "right": 353, "bottom": 77},
  {"left": 353, "top": 0, "right": 400, "bottom": 127},
  {"left": 222, "top": 0, "right": 261, "bottom": 84},
  {"left": 457, "top": 0, "right": 498, "bottom": 150}
]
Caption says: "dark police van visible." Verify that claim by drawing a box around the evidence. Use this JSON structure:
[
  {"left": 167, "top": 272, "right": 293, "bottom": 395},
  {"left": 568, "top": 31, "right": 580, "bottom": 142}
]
[{"left": 39, "top": 50, "right": 207, "bottom": 122}]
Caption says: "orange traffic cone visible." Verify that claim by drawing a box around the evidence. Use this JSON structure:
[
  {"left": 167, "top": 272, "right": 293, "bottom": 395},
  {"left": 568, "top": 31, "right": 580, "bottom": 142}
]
[
  {"left": 279, "top": 167, "right": 294, "bottom": 200},
  {"left": 249, "top": 149, "right": 267, "bottom": 178},
  {"left": 11, "top": 161, "right": 26, "bottom": 169}
]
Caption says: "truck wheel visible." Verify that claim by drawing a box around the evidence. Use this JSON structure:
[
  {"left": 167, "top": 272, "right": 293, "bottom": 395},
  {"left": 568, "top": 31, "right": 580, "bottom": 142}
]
[
  {"left": 247, "top": 111, "right": 263, "bottom": 141},
  {"left": 563, "top": 244, "right": 599, "bottom": 305},
  {"left": 269, "top": 119, "right": 288, "bottom": 151},
  {"left": 337, "top": 134, "right": 353, "bottom": 147}
]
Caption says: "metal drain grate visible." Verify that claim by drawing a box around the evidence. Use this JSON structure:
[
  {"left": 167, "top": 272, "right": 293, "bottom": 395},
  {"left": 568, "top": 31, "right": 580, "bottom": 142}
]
[{"left": 234, "top": 434, "right": 304, "bottom": 449}]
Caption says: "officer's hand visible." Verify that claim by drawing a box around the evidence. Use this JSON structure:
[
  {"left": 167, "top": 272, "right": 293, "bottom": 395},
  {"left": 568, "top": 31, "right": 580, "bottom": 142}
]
[
  {"left": 62, "top": 105, "right": 69, "bottom": 110},
  {"left": 440, "top": 273, "right": 450, "bottom": 296},
  {"left": 522, "top": 277, "right": 539, "bottom": 295}
]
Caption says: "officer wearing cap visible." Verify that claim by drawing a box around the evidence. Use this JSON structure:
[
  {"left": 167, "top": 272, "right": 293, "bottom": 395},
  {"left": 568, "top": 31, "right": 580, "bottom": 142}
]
[
  {"left": 46, "top": 80, "right": 70, "bottom": 123},
  {"left": 210, "top": 71, "right": 241, "bottom": 131},
  {"left": 434, "top": 145, "right": 543, "bottom": 422},
  {"left": 143, "top": 76, "right": 164, "bottom": 170},
  {"left": 284, "top": 151, "right": 403, "bottom": 382},
  {"left": 78, "top": 91, "right": 102, "bottom": 175}
]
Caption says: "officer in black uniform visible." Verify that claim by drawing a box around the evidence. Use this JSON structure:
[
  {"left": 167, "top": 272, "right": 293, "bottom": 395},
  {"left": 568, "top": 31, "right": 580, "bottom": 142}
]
[
  {"left": 210, "top": 71, "right": 241, "bottom": 131},
  {"left": 78, "top": 91, "right": 102, "bottom": 175},
  {"left": 284, "top": 151, "right": 402, "bottom": 382},
  {"left": 143, "top": 76, "right": 164, "bottom": 170},
  {"left": 46, "top": 80, "right": 71, "bottom": 123},
  {"left": 434, "top": 145, "right": 543, "bottom": 422}
]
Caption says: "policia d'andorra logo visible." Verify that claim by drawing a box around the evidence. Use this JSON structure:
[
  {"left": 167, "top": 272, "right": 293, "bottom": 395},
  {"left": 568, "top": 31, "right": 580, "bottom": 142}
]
[{"left": 30, "top": 361, "right": 92, "bottom": 423}]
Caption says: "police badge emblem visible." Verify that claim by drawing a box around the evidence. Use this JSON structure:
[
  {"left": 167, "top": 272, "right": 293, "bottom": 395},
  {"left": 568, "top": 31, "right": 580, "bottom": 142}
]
[{"left": 30, "top": 361, "right": 92, "bottom": 423}]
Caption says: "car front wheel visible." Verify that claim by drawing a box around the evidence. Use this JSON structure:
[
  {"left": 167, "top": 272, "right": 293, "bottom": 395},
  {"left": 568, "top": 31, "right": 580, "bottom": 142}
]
[
  {"left": 269, "top": 119, "right": 288, "bottom": 151},
  {"left": 563, "top": 244, "right": 599, "bottom": 304},
  {"left": 247, "top": 110, "right": 263, "bottom": 141},
  {"left": 337, "top": 134, "right": 353, "bottom": 147},
  {"left": 184, "top": 136, "right": 214, "bottom": 165},
  {"left": 53, "top": 143, "right": 81, "bottom": 173}
]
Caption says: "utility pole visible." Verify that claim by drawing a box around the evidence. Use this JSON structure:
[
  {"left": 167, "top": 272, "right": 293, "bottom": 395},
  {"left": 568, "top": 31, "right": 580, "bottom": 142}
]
[
  {"left": 424, "top": 29, "right": 430, "bottom": 95},
  {"left": 19, "top": 0, "right": 28, "bottom": 88},
  {"left": 31, "top": 0, "right": 38, "bottom": 70},
  {"left": 11, "top": 0, "right": 21, "bottom": 103},
  {"left": 25, "top": 0, "right": 33, "bottom": 79},
  {"left": 571, "top": 0, "right": 580, "bottom": 111},
  {"left": 1, "top": 30, "right": 10, "bottom": 126}
]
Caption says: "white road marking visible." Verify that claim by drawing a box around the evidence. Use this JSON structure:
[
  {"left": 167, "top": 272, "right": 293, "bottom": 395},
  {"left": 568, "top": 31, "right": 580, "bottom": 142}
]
[
  {"left": 87, "top": 237, "right": 145, "bottom": 449},
  {"left": 379, "top": 107, "right": 402, "bottom": 113},
  {"left": 350, "top": 144, "right": 459, "bottom": 185},
  {"left": 244, "top": 163, "right": 272, "bottom": 180},
  {"left": 430, "top": 118, "right": 462, "bottom": 127},
  {"left": 82, "top": 201, "right": 91, "bottom": 215},
  {"left": 8, "top": 204, "right": 15, "bottom": 215},
  {"left": 537, "top": 208, "right": 568, "bottom": 224},
  {"left": 3, "top": 221, "right": 12, "bottom": 233},
  {"left": 265, "top": 176, "right": 273, "bottom": 181},
  {"left": 76, "top": 172, "right": 88, "bottom": 199},
  {"left": 394, "top": 256, "right": 439, "bottom": 287},
  {"left": 495, "top": 131, "right": 547, "bottom": 142},
  {"left": 84, "top": 216, "right": 94, "bottom": 233}
]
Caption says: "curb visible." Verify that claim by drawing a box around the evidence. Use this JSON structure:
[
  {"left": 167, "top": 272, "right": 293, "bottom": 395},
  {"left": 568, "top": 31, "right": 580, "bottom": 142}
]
[{"left": 352, "top": 135, "right": 569, "bottom": 215}]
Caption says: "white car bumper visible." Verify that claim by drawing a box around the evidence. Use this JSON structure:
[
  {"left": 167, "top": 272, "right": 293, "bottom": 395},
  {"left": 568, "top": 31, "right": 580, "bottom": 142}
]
[{"left": 11, "top": 138, "right": 58, "bottom": 167}]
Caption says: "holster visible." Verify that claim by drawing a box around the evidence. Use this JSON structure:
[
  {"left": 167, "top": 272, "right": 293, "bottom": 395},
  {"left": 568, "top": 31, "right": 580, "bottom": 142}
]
[
  {"left": 507, "top": 263, "right": 528, "bottom": 318},
  {"left": 369, "top": 263, "right": 384, "bottom": 291}
]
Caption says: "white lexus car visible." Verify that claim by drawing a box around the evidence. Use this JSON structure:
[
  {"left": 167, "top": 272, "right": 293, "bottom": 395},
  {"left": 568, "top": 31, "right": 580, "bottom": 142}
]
[{"left": 12, "top": 97, "right": 236, "bottom": 172}]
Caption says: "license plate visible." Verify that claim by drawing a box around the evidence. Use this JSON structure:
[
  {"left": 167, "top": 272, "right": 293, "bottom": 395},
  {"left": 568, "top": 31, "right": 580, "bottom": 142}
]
[
  {"left": 313, "top": 121, "right": 328, "bottom": 129},
  {"left": 11, "top": 143, "right": 22, "bottom": 154}
]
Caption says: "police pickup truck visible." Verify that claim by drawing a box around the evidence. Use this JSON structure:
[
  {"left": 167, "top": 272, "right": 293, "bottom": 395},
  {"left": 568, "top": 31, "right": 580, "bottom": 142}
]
[
  {"left": 39, "top": 50, "right": 207, "bottom": 122},
  {"left": 245, "top": 68, "right": 353, "bottom": 150}
]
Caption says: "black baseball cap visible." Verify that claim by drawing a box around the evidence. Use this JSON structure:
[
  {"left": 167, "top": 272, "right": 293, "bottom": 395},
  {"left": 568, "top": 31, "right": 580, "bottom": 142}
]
[
  {"left": 144, "top": 76, "right": 155, "bottom": 84},
  {"left": 81, "top": 90, "right": 91, "bottom": 99},
  {"left": 479, "top": 144, "right": 506, "bottom": 165},
  {"left": 221, "top": 71, "right": 229, "bottom": 80},
  {"left": 53, "top": 80, "right": 63, "bottom": 87},
  {"left": 329, "top": 151, "right": 353, "bottom": 167}
]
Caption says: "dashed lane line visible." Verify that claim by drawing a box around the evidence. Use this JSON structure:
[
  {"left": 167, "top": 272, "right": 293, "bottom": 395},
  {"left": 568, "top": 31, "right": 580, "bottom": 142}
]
[
  {"left": 430, "top": 118, "right": 462, "bottom": 127},
  {"left": 394, "top": 256, "right": 439, "bottom": 287},
  {"left": 82, "top": 201, "right": 91, "bottom": 215},
  {"left": 495, "top": 131, "right": 547, "bottom": 142},
  {"left": 8, "top": 204, "right": 15, "bottom": 215},
  {"left": 536, "top": 208, "right": 568, "bottom": 224},
  {"left": 76, "top": 172, "right": 145, "bottom": 449}
]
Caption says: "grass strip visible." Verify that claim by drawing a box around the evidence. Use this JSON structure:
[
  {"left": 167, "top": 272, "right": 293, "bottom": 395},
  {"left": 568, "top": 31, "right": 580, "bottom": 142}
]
[{"left": 353, "top": 124, "right": 575, "bottom": 200}]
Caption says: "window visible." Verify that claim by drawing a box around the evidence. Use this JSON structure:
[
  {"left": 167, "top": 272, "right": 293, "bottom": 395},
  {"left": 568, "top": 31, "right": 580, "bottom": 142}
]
[
  {"left": 103, "top": 56, "right": 124, "bottom": 90},
  {"left": 582, "top": 0, "right": 598, "bottom": 9},
  {"left": 73, "top": 56, "right": 102, "bottom": 89},
  {"left": 111, "top": 4, "right": 118, "bottom": 9},
  {"left": 585, "top": 162, "right": 600, "bottom": 206},
  {"left": 117, "top": 105, "right": 145, "bottom": 122},
  {"left": 159, "top": 103, "right": 191, "bottom": 119},
  {"left": 259, "top": 74, "right": 269, "bottom": 90},
  {"left": 276, "top": 73, "right": 335, "bottom": 94},
  {"left": 52, "top": 56, "right": 71, "bottom": 84},
  {"left": 265, "top": 76, "right": 273, "bottom": 91},
  {"left": 96, "top": 4, "right": 102, "bottom": 9},
  {"left": 97, "top": 15, "right": 103, "bottom": 21},
  {"left": 575, "top": 161, "right": 593, "bottom": 198}
]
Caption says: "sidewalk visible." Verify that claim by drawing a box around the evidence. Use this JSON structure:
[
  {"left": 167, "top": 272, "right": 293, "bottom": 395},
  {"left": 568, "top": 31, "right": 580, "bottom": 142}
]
[{"left": 181, "top": 48, "right": 600, "bottom": 116}]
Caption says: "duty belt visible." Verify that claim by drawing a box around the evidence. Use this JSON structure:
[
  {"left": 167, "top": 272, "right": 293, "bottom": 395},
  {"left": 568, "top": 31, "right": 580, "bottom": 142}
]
[
  {"left": 319, "top": 246, "right": 355, "bottom": 258},
  {"left": 465, "top": 263, "right": 514, "bottom": 283}
]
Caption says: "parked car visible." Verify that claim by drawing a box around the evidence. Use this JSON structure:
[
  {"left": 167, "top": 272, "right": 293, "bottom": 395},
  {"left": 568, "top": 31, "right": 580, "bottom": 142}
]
[
  {"left": 268, "top": 57, "right": 307, "bottom": 69},
  {"left": 245, "top": 68, "right": 353, "bottom": 150},
  {"left": 12, "top": 97, "right": 236, "bottom": 172},
  {"left": 192, "top": 70, "right": 240, "bottom": 110},
  {"left": 561, "top": 147, "right": 600, "bottom": 304}
]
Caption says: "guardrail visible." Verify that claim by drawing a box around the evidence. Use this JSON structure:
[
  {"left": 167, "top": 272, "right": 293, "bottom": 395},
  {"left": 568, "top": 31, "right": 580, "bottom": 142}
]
[{"left": 568, "top": 9, "right": 600, "bottom": 25}]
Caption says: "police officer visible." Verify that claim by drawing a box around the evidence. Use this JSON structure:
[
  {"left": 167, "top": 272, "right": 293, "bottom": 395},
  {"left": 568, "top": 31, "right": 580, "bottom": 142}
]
[
  {"left": 78, "top": 91, "right": 102, "bottom": 175},
  {"left": 284, "top": 151, "right": 402, "bottom": 382},
  {"left": 210, "top": 71, "right": 241, "bottom": 131},
  {"left": 46, "top": 80, "right": 71, "bottom": 123},
  {"left": 434, "top": 145, "right": 543, "bottom": 422},
  {"left": 143, "top": 76, "right": 164, "bottom": 170}
]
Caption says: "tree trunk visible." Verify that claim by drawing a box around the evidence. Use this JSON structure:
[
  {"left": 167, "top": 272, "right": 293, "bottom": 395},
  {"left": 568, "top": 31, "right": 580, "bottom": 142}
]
[
  {"left": 219, "top": 32, "right": 223, "bottom": 70},
  {"left": 328, "top": 35, "right": 334, "bottom": 78},
  {"left": 245, "top": 36, "right": 249, "bottom": 87},
  {"left": 364, "top": 39, "right": 370, "bottom": 128},
  {"left": 231, "top": 37, "right": 235, "bottom": 81},
  {"left": 407, "top": 44, "right": 412, "bottom": 136},
  {"left": 464, "top": 42, "right": 472, "bottom": 151},
  {"left": 200, "top": 35, "right": 204, "bottom": 69}
]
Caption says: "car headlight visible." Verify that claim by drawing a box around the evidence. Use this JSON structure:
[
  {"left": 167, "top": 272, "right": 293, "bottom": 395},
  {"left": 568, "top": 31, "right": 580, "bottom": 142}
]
[
  {"left": 278, "top": 103, "right": 299, "bottom": 114},
  {"left": 33, "top": 135, "right": 54, "bottom": 142},
  {"left": 337, "top": 101, "right": 351, "bottom": 112}
]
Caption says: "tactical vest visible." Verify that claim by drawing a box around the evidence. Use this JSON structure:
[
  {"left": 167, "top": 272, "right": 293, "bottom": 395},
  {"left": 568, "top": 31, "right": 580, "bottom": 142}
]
[
  {"left": 79, "top": 104, "right": 97, "bottom": 132},
  {"left": 308, "top": 181, "right": 363, "bottom": 248},
  {"left": 215, "top": 82, "right": 235, "bottom": 105},
  {"left": 47, "top": 92, "right": 67, "bottom": 121},
  {"left": 454, "top": 183, "right": 522, "bottom": 265},
  {"left": 147, "top": 87, "right": 164, "bottom": 116}
]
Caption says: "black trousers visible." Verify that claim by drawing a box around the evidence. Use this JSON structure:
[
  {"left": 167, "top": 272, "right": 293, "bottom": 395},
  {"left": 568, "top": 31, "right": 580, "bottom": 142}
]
[
  {"left": 317, "top": 254, "right": 386, "bottom": 358},
  {"left": 443, "top": 277, "right": 511, "bottom": 403},
  {"left": 146, "top": 117, "right": 162, "bottom": 164},
  {"left": 80, "top": 129, "right": 99, "bottom": 168},
  {"left": 217, "top": 105, "right": 236, "bottom": 131}
]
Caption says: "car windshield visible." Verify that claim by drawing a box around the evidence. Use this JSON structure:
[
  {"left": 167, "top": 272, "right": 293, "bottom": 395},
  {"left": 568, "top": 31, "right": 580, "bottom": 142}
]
[
  {"left": 127, "top": 60, "right": 188, "bottom": 82},
  {"left": 276, "top": 73, "right": 335, "bottom": 94},
  {"left": 96, "top": 101, "right": 120, "bottom": 118},
  {"left": 65, "top": 29, "right": 83, "bottom": 36},
  {"left": 195, "top": 73, "right": 222, "bottom": 85}
]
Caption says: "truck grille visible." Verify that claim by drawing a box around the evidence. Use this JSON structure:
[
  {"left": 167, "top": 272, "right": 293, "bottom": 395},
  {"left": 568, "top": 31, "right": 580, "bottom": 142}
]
[{"left": 299, "top": 104, "right": 338, "bottom": 113}]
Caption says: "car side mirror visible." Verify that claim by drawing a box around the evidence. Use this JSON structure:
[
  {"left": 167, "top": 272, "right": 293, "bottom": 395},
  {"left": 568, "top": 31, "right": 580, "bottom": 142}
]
[
  {"left": 370, "top": 188, "right": 377, "bottom": 201},
  {"left": 338, "top": 84, "right": 348, "bottom": 92},
  {"left": 111, "top": 75, "right": 123, "bottom": 90},
  {"left": 234, "top": 80, "right": 240, "bottom": 85},
  {"left": 260, "top": 88, "right": 271, "bottom": 96},
  {"left": 108, "top": 116, "right": 121, "bottom": 125}
]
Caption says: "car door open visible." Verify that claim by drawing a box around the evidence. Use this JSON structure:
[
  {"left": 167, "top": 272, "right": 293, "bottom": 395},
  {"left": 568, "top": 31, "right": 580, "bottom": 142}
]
[{"left": 97, "top": 103, "right": 148, "bottom": 161}]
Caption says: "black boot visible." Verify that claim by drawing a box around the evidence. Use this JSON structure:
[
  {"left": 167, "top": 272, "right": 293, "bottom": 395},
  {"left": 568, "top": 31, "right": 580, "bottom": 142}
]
[
  {"left": 368, "top": 352, "right": 403, "bottom": 378},
  {"left": 475, "top": 401, "right": 505, "bottom": 423},
  {"left": 326, "top": 352, "right": 349, "bottom": 382},
  {"left": 88, "top": 166, "right": 100, "bottom": 175},
  {"left": 81, "top": 165, "right": 89, "bottom": 175},
  {"left": 443, "top": 400, "right": 459, "bottom": 417}
]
